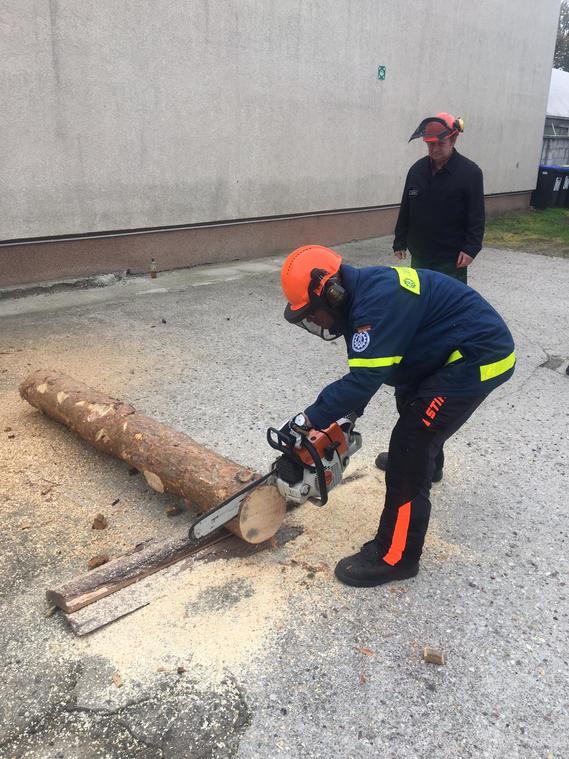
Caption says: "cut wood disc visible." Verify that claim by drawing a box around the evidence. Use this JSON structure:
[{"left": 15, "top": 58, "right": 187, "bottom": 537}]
[{"left": 229, "top": 484, "right": 287, "bottom": 544}]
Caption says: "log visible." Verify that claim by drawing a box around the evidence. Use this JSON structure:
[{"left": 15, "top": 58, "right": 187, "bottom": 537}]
[{"left": 20, "top": 369, "right": 286, "bottom": 543}]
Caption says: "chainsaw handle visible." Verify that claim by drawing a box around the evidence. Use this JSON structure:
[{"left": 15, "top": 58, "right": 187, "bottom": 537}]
[
  {"left": 267, "top": 426, "right": 295, "bottom": 454},
  {"left": 301, "top": 435, "right": 329, "bottom": 506},
  {"left": 266, "top": 427, "right": 329, "bottom": 505}
]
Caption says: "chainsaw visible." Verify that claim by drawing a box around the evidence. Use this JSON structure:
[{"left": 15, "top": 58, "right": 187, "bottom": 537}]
[{"left": 188, "top": 414, "right": 362, "bottom": 540}]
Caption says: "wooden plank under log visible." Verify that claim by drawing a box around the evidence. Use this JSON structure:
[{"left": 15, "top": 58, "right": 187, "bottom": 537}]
[
  {"left": 47, "top": 531, "right": 230, "bottom": 614},
  {"left": 20, "top": 369, "right": 286, "bottom": 544},
  {"left": 61, "top": 526, "right": 303, "bottom": 635}
]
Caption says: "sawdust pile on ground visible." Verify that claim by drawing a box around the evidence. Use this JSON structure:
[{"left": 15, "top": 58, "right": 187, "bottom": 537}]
[
  {"left": 83, "top": 465, "right": 468, "bottom": 685},
  {"left": 86, "top": 556, "right": 292, "bottom": 682},
  {"left": 288, "top": 464, "right": 467, "bottom": 568}
]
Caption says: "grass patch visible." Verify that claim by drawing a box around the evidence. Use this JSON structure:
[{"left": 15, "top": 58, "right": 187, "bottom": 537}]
[{"left": 484, "top": 207, "right": 569, "bottom": 257}]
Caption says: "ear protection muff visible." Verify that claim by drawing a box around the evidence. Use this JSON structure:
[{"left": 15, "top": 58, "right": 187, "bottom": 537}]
[
  {"left": 308, "top": 269, "right": 347, "bottom": 310},
  {"left": 454, "top": 117, "right": 464, "bottom": 133},
  {"left": 324, "top": 276, "right": 347, "bottom": 309}
]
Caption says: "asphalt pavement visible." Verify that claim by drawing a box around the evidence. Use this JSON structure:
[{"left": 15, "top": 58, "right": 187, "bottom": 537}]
[{"left": 0, "top": 237, "right": 567, "bottom": 759}]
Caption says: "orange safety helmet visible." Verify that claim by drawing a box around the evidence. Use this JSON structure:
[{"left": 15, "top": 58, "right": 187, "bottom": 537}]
[
  {"left": 281, "top": 245, "right": 345, "bottom": 339},
  {"left": 409, "top": 112, "right": 464, "bottom": 143}
]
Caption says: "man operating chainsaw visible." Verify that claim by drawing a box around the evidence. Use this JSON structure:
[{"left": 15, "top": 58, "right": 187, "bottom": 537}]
[{"left": 280, "top": 244, "right": 515, "bottom": 587}]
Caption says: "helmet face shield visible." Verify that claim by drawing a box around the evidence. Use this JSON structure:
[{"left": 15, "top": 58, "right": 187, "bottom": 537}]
[
  {"left": 284, "top": 303, "right": 342, "bottom": 341},
  {"left": 297, "top": 318, "right": 342, "bottom": 341},
  {"left": 280, "top": 246, "right": 346, "bottom": 341},
  {"left": 284, "top": 300, "right": 312, "bottom": 325},
  {"left": 409, "top": 117, "right": 452, "bottom": 143},
  {"left": 409, "top": 113, "right": 463, "bottom": 143}
]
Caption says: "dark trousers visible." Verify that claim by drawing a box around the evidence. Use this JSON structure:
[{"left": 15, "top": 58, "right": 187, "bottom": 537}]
[
  {"left": 375, "top": 393, "right": 486, "bottom": 565},
  {"left": 410, "top": 254, "right": 467, "bottom": 284}
]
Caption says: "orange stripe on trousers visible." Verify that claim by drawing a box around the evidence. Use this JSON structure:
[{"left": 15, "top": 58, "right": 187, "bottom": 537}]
[{"left": 383, "top": 501, "right": 411, "bottom": 565}]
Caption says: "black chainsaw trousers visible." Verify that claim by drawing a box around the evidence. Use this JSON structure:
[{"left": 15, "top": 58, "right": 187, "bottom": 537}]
[{"left": 374, "top": 393, "right": 487, "bottom": 566}]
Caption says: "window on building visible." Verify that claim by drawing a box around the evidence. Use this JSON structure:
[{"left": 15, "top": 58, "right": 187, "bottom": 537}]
[{"left": 544, "top": 122, "right": 569, "bottom": 137}]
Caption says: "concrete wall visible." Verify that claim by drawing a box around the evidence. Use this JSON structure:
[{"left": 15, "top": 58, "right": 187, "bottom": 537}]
[
  {"left": 1, "top": 0, "right": 560, "bottom": 242},
  {"left": 0, "top": 193, "right": 531, "bottom": 288}
]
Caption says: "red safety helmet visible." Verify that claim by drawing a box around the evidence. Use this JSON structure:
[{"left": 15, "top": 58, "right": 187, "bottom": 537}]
[
  {"left": 409, "top": 112, "right": 464, "bottom": 143},
  {"left": 281, "top": 245, "right": 345, "bottom": 339}
]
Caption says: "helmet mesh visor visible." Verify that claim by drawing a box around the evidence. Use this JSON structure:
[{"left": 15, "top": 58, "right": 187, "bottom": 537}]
[{"left": 296, "top": 318, "right": 341, "bottom": 341}]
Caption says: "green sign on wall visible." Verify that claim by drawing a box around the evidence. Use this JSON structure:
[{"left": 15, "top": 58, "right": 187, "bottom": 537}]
[{"left": 377, "top": 65, "right": 386, "bottom": 80}]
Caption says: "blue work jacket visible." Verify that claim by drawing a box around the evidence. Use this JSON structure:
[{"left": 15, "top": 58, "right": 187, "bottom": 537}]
[{"left": 304, "top": 264, "right": 515, "bottom": 429}]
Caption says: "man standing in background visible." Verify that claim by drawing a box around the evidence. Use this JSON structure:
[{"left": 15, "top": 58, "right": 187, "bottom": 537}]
[
  {"left": 392, "top": 112, "right": 485, "bottom": 284},
  {"left": 376, "top": 113, "right": 486, "bottom": 476}
]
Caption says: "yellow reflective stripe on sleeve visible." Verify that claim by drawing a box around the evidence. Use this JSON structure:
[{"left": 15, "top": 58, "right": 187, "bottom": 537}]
[
  {"left": 391, "top": 266, "right": 421, "bottom": 295},
  {"left": 445, "top": 349, "right": 463, "bottom": 366},
  {"left": 480, "top": 351, "right": 516, "bottom": 382},
  {"left": 348, "top": 356, "right": 403, "bottom": 368}
]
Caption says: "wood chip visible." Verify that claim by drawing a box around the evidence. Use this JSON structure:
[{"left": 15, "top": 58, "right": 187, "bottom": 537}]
[
  {"left": 87, "top": 554, "right": 110, "bottom": 570},
  {"left": 41, "top": 486, "right": 53, "bottom": 496},
  {"left": 423, "top": 646, "right": 445, "bottom": 665},
  {"left": 112, "top": 672, "right": 123, "bottom": 688},
  {"left": 359, "top": 672, "right": 367, "bottom": 684},
  {"left": 356, "top": 646, "right": 375, "bottom": 657},
  {"left": 4, "top": 427, "right": 12, "bottom": 432},
  {"left": 92, "top": 513, "right": 108, "bottom": 530},
  {"left": 165, "top": 504, "right": 183, "bottom": 517},
  {"left": 45, "top": 605, "right": 57, "bottom": 617},
  {"left": 236, "top": 469, "right": 255, "bottom": 483}
]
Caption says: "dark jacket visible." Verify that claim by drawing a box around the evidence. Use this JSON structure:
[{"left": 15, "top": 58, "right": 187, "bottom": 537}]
[
  {"left": 393, "top": 150, "right": 485, "bottom": 262},
  {"left": 304, "top": 264, "right": 515, "bottom": 429}
]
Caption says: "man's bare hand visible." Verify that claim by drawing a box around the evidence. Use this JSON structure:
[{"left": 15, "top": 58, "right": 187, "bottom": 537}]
[
  {"left": 457, "top": 251, "right": 473, "bottom": 268},
  {"left": 394, "top": 250, "right": 407, "bottom": 260}
]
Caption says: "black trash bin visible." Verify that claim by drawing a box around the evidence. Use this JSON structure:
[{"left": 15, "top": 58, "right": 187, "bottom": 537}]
[
  {"left": 532, "top": 165, "right": 566, "bottom": 209},
  {"left": 561, "top": 169, "right": 569, "bottom": 208},
  {"left": 556, "top": 167, "right": 569, "bottom": 207}
]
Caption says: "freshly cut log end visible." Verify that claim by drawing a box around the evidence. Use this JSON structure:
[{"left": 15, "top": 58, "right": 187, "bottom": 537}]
[{"left": 228, "top": 484, "right": 286, "bottom": 544}]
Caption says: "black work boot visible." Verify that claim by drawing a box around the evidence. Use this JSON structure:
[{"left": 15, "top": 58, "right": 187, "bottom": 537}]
[
  {"left": 334, "top": 540, "right": 419, "bottom": 588},
  {"left": 374, "top": 451, "right": 389, "bottom": 470},
  {"left": 374, "top": 451, "right": 443, "bottom": 483}
]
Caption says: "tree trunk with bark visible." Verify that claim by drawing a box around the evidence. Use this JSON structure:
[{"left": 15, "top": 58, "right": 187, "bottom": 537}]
[{"left": 20, "top": 369, "right": 285, "bottom": 543}]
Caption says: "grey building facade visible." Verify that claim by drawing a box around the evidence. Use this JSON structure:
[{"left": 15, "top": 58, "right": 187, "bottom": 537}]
[{"left": 0, "top": 1, "right": 561, "bottom": 286}]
